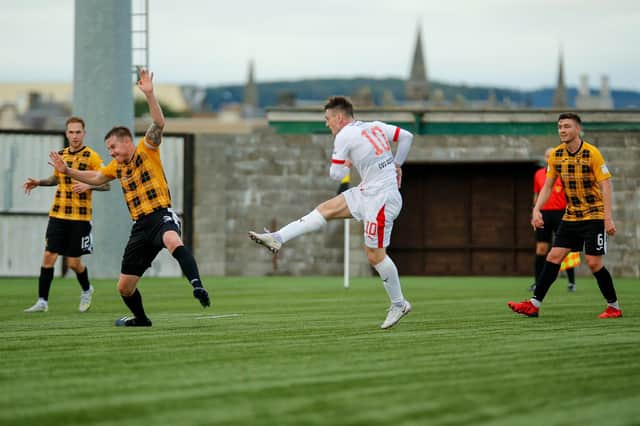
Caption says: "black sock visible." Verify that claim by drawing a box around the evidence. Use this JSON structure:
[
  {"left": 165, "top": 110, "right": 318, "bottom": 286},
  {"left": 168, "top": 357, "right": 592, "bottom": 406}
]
[
  {"left": 75, "top": 267, "right": 91, "bottom": 292},
  {"left": 172, "top": 245, "right": 202, "bottom": 287},
  {"left": 566, "top": 267, "right": 575, "bottom": 284},
  {"left": 121, "top": 289, "right": 148, "bottom": 319},
  {"left": 38, "top": 267, "right": 54, "bottom": 300},
  {"left": 534, "top": 255, "right": 546, "bottom": 282},
  {"left": 593, "top": 266, "right": 617, "bottom": 304},
  {"left": 533, "top": 261, "right": 561, "bottom": 302}
]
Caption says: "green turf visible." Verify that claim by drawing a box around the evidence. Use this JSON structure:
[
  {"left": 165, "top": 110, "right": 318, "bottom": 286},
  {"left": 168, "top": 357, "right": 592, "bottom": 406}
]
[{"left": 1, "top": 275, "right": 640, "bottom": 426}]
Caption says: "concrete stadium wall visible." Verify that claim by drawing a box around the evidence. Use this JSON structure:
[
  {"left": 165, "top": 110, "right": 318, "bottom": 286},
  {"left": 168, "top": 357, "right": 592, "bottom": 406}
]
[
  {"left": 191, "top": 110, "right": 640, "bottom": 278},
  {"left": 192, "top": 132, "right": 370, "bottom": 278}
]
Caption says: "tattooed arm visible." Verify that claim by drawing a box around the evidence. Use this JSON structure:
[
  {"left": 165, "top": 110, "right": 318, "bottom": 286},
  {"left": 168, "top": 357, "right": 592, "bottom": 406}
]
[
  {"left": 72, "top": 181, "right": 111, "bottom": 194},
  {"left": 91, "top": 182, "right": 111, "bottom": 191},
  {"left": 37, "top": 175, "right": 59, "bottom": 186},
  {"left": 23, "top": 175, "right": 59, "bottom": 195},
  {"left": 136, "top": 68, "right": 165, "bottom": 147}
]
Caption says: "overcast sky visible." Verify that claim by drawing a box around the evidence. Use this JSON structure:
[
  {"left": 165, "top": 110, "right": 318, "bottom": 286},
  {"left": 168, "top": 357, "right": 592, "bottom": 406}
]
[{"left": 1, "top": 0, "right": 638, "bottom": 90}]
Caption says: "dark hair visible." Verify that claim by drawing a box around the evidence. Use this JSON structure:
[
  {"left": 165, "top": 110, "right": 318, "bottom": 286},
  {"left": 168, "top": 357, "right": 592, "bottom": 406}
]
[
  {"left": 104, "top": 126, "right": 133, "bottom": 141},
  {"left": 558, "top": 112, "right": 582, "bottom": 126},
  {"left": 65, "top": 116, "right": 85, "bottom": 129},
  {"left": 324, "top": 96, "right": 354, "bottom": 117}
]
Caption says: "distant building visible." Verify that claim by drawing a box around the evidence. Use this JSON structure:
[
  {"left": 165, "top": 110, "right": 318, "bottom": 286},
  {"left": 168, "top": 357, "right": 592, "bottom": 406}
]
[
  {"left": 575, "top": 75, "right": 614, "bottom": 109},
  {"left": 0, "top": 104, "right": 22, "bottom": 129},
  {"left": 242, "top": 60, "right": 259, "bottom": 117},
  {"left": 405, "top": 25, "right": 429, "bottom": 103},
  {"left": 552, "top": 49, "right": 568, "bottom": 108},
  {"left": 0, "top": 82, "right": 190, "bottom": 130},
  {"left": 20, "top": 92, "right": 70, "bottom": 130},
  {"left": 351, "top": 86, "right": 374, "bottom": 107}
]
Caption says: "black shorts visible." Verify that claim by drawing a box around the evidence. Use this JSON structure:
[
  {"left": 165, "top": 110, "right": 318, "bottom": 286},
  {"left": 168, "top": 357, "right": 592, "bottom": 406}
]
[
  {"left": 121, "top": 208, "right": 181, "bottom": 276},
  {"left": 45, "top": 217, "right": 93, "bottom": 257},
  {"left": 553, "top": 219, "right": 607, "bottom": 256},
  {"left": 535, "top": 210, "right": 565, "bottom": 243}
]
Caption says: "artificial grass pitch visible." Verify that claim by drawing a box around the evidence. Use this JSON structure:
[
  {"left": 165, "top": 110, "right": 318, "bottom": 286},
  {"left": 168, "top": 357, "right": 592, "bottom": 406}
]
[{"left": 1, "top": 276, "right": 640, "bottom": 425}]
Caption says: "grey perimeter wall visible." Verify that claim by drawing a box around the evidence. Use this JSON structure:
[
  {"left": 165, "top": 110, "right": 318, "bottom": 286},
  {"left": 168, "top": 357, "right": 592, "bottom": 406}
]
[{"left": 192, "top": 130, "right": 639, "bottom": 278}]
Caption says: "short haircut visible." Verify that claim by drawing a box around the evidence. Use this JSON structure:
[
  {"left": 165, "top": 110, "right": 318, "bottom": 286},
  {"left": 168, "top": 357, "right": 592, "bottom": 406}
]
[
  {"left": 65, "top": 116, "right": 85, "bottom": 129},
  {"left": 104, "top": 126, "right": 133, "bottom": 141},
  {"left": 558, "top": 112, "right": 582, "bottom": 126},
  {"left": 324, "top": 96, "right": 354, "bottom": 117}
]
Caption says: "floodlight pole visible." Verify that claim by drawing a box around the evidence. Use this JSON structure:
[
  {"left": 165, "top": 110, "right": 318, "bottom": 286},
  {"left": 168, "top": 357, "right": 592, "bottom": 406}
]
[{"left": 73, "top": 0, "right": 133, "bottom": 278}]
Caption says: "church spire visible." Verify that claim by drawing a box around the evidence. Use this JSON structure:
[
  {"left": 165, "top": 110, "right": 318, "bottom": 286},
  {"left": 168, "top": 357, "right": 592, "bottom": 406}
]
[
  {"left": 243, "top": 59, "right": 258, "bottom": 110},
  {"left": 552, "top": 47, "right": 567, "bottom": 108},
  {"left": 405, "top": 24, "right": 429, "bottom": 103}
]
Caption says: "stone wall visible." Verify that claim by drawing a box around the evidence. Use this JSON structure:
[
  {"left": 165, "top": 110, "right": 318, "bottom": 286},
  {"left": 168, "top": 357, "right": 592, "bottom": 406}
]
[
  {"left": 192, "top": 131, "right": 370, "bottom": 277},
  {"left": 191, "top": 114, "right": 640, "bottom": 278}
]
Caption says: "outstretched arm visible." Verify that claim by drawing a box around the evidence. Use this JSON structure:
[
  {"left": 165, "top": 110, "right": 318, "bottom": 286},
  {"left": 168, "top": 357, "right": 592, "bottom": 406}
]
[
  {"left": 23, "top": 175, "right": 59, "bottom": 195},
  {"left": 137, "top": 68, "right": 165, "bottom": 146},
  {"left": 49, "top": 151, "right": 112, "bottom": 186}
]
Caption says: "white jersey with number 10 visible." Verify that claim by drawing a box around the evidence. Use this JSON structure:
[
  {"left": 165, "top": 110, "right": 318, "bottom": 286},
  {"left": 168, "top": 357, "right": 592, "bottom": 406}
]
[{"left": 331, "top": 120, "right": 401, "bottom": 195}]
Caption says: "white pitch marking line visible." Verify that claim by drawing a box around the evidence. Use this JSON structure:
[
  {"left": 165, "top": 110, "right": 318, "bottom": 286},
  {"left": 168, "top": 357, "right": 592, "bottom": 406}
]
[{"left": 195, "top": 313, "right": 241, "bottom": 320}]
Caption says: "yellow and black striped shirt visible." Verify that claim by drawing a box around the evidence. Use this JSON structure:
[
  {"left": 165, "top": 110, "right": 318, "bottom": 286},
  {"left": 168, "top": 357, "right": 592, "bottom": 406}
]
[
  {"left": 50, "top": 146, "right": 104, "bottom": 222},
  {"left": 547, "top": 140, "right": 611, "bottom": 221},
  {"left": 101, "top": 138, "right": 172, "bottom": 221}
]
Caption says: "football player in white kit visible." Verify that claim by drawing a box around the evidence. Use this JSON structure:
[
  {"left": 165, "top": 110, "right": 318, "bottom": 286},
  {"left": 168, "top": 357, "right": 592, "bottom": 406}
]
[{"left": 249, "top": 96, "right": 413, "bottom": 329}]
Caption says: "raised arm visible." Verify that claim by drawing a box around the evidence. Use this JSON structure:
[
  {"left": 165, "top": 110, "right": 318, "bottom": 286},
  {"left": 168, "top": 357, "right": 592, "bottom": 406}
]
[
  {"left": 49, "top": 151, "right": 112, "bottom": 186},
  {"left": 137, "top": 68, "right": 165, "bottom": 147}
]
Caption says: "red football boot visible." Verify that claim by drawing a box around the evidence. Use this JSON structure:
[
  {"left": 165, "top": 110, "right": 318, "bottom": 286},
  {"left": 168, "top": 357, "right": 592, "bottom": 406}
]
[
  {"left": 507, "top": 300, "right": 539, "bottom": 317},
  {"left": 598, "top": 306, "right": 622, "bottom": 318}
]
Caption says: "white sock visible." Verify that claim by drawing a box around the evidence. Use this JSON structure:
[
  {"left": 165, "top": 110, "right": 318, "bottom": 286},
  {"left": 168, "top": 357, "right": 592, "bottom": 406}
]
[
  {"left": 276, "top": 209, "right": 327, "bottom": 243},
  {"left": 373, "top": 256, "right": 405, "bottom": 305},
  {"left": 529, "top": 298, "right": 541, "bottom": 308},
  {"left": 608, "top": 301, "right": 620, "bottom": 310},
  {"left": 38, "top": 298, "right": 48, "bottom": 304}
]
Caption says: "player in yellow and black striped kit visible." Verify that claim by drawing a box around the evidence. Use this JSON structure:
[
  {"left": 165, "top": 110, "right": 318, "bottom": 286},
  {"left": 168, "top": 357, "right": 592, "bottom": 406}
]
[
  {"left": 509, "top": 112, "right": 622, "bottom": 319},
  {"left": 48, "top": 69, "right": 210, "bottom": 327},
  {"left": 23, "top": 116, "right": 109, "bottom": 313}
]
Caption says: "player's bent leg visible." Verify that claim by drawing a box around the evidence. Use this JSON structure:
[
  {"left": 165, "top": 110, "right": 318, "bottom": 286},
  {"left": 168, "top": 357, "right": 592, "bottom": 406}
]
[
  {"left": 67, "top": 256, "right": 93, "bottom": 311},
  {"left": 248, "top": 199, "right": 344, "bottom": 253},
  {"left": 585, "top": 255, "right": 603, "bottom": 273},
  {"left": 115, "top": 274, "right": 152, "bottom": 326},
  {"left": 42, "top": 250, "right": 58, "bottom": 268},
  {"left": 117, "top": 274, "right": 140, "bottom": 297},
  {"left": 546, "top": 247, "right": 571, "bottom": 264},
  {"left": 167, "top": 240, "right": 211, "bottom": 308},
  {"left": 587, "top": 256, "right": 622, "bottom": 318},
  {"left": 367, "top": 247, "right": 411, "bottom": 329},
  {"left": 531, "top": 241, "right": 550, "bottom": 291},
  {"left": 316, "top": 194, "right": 352, "bottom": 220},
  {"left": 508, "top": 247, "right": 568, "bottom": 317},
  {"left": 25, "top": 251, "right": 58, "bottom": 312},
  {"left": 248, "top": 230, "right": 283, "bottom": 254}
]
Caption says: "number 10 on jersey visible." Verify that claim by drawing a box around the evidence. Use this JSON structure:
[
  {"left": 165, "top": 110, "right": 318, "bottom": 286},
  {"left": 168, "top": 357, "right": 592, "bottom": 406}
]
[{"left": 362, "top": 127, "right": 391, "bottom": 156}]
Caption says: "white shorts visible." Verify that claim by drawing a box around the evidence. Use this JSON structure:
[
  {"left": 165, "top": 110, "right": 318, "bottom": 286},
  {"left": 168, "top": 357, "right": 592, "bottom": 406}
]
[{"left": 343, "top": 187, "right": 402, "bottom": 248}]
